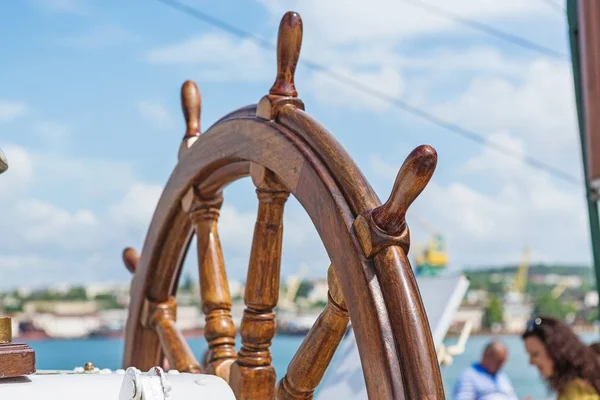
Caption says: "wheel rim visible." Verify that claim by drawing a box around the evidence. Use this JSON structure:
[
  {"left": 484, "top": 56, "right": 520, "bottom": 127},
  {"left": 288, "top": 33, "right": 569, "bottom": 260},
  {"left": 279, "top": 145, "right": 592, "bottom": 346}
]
[{"left": 123, "top": 10, "right": 444, "bottom": 399}]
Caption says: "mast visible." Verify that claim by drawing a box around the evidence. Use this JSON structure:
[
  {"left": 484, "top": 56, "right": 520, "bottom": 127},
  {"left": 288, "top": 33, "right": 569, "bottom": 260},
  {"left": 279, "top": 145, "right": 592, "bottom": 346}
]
[{"left": 567, "top": 0, "right": 600, "bottom": 325}]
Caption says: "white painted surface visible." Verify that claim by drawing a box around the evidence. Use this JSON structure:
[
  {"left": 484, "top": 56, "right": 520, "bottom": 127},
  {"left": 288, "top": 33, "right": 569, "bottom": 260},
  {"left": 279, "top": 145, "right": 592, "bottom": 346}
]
[{"left": 0, "top": 369, "right": 235, "bottom": 399}]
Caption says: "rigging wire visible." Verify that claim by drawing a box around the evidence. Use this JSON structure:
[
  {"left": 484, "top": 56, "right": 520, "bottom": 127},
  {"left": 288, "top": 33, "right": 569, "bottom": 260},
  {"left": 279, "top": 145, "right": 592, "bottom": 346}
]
[
  {"left": 397, "top": 0, "right": 568, "bottom": 59},
  {"left": 153, "top": 0, "right": 582, "bottom": 186}
]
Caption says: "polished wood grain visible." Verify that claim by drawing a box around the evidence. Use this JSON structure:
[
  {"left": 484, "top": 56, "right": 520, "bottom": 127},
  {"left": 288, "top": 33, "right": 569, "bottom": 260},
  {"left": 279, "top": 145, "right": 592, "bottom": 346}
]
[
  {"left": 270, "top": 11, "right": 303, "bottom": 98},
  {"left": 371, "top": 145, "right": 437, "bottom": 236},
  {"left": 276, "top": 265, "right": 349, "bottom": 399},
  {"left": 278, "top": 106, "right": 444, "bottom": 398},
  {"left": 141, "top": 296, "right": 201, "bottom": 373},
  {"left": 179, "top": 80, "right": 202, "bottom": 159},
  {"left": 179, "top": 77, "right": 238, "bottom": 379},
  {"left": 196, "top": 161, "right": 250, "bottom": 199},
  {"left": 187, "top": 190, "right": 237, "bottom": 381},
  {"left": 124, "top": 116, "right": 406, "bottom": 398},
  {"left": 229, "top": 164, "right": 290, "bottom": 400},
  {"left": 122, "top": 247, "right": 140, "bottom": 274},
  {"left": 0, "top": 318, "right": 35, "bottom": 379},
  {"left": 277, "top": 106, "right": 380, "bottom": 214},
  {"left": 353, "top": 145, "right": 442, "bottom": 399},
  {"left": 0, "top": 343, "right": 35, "bottom": 379},
  {"left": 372, "top": 246, "right": 443, "bottom": 399},
  {"left": 123, "top": 109, "right": 256, "bottom": 371},
  {"left": 181, "top": 80, "right": 201, "bottom": 139},
  {"left": 257, "top": 12, "right": 305, "bottom": 121},
  {"left": 123, "top": 9, "right": 444, "bottom": 399},
  {"left": 354, "top": 145, "right": 437, "bottom": 257}
]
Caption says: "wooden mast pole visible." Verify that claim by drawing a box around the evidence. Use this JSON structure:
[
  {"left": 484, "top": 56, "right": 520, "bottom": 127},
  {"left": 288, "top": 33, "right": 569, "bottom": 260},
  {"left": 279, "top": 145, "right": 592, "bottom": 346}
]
[{"left": 568, "top": 0, "right": 600, "bottom": 328}]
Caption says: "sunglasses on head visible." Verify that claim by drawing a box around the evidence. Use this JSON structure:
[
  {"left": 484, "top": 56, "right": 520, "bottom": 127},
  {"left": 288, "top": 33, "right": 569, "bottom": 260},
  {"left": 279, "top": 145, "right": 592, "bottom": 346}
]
[{"left": 526, "top": 317, "right": 542, "bottom": 333}]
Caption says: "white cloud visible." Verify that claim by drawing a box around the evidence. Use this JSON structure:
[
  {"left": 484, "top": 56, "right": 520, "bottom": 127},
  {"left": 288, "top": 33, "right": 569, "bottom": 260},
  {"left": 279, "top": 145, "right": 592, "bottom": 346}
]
[
  {"left": 258, "top": 0, "right": 553, "bottom": 45},
  {"left": 0, "top": 145, "right": 34, "bottom": 200},
  {"left": 30, "top": 152, "right": 138, "bottom": 201},
  {"left": 307, "top": 66, "right": 403, "bottom": 112},
  {"left": 214, "top": 197, "right": 327, "bottom": 278},
  {"left": 219, "top": 203, "right": 257, "bottom": 246},
  {"left": 252, "top": 0, "right": 565, "bottom": 114},
  {"left": 404, "top": 47, "right": 528, "bottom": 77},
  {"left": 0, "top": 100, "right": 27, "bottom": 123},
  {"left": 435, "top": 59, "right": 579, "bottom": 166},
  {"left": 58, "top": 26, "right": 139, "bottom": 49},
  {"left": 142, "top": 1, "right": 559, "bottom": 113},
  {"left": 461, "top": 131, "right": 525, "bottom": 176},
  {"left": 146, "top": 33, "right": 271, "bottom": 82},
  {"left": 370, "top": 130, "right": 589, "bottom": 270},
  {"left": 90, "top": 178, "right": 327, "bottom": 285},
  {"left": 0, "top": 145, "right": 145, "bottom": 287},
  {"left": 0, "top": 144, "right": 325, "bottom": 288},
  {"left": 15, "top": 199, "right": 97, "bottom": 248},
  {"left": 109, "top": 182, "right": 163, "bottom": 229},
  {"left": 138, "top": 100, "right": 173, "bottom": 125}
]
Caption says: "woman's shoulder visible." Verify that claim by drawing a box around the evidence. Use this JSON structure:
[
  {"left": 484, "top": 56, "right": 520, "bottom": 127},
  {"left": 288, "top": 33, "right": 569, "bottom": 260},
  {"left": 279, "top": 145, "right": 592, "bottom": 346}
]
[{"left": 559, "top": 378, "right": 600, "bottom": 399}]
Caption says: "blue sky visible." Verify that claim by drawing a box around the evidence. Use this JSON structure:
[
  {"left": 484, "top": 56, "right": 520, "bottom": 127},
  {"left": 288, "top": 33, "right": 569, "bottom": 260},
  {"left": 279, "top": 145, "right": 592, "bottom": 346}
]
[{"left": 0, "top": 0, "right": 586, "bottom": 290}]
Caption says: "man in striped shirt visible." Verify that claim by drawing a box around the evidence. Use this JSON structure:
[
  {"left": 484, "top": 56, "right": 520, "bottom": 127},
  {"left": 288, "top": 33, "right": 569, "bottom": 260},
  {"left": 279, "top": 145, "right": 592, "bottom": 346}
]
[{"left": 453, "top": 340, "right": 518, "bottom": 400}]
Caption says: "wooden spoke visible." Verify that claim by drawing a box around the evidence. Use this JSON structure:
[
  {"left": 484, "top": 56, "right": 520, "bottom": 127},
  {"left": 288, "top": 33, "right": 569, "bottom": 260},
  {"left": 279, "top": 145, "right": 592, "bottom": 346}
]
[
  {"left": 276, "top": 265, "right": 349, "bottom": 400},
  {"left": 354, "top": 145, "right": 442, "bottom": 399},
  {"left": 178, "top": 77, "right": 237, "bottom": 380},
  {"left": 185, "top": 188, "right": 237, "bottom": 381},
  {"left": 141, "top": 296, "right": 201, "bottom": 373},
  {"left": 229, "top": 163, "right": 290, "bottom": 400},
  {"left": 124, "top": 9, "right": 445, "bottom": 399}
]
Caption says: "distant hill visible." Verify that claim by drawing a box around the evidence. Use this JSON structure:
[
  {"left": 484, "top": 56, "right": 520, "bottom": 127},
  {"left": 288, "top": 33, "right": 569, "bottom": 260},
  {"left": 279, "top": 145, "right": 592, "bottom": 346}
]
[
  {"left": 461, "top": 264, "right": 594, "bottom": 278},
  {"left": 460, "top": 264, "right": 597, "bottom": 293}
]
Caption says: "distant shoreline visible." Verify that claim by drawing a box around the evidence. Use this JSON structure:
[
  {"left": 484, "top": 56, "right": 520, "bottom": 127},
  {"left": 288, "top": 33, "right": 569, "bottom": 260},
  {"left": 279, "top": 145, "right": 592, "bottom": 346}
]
[{"left": 447, "top": 324, "right": 599, "bottom": 338}]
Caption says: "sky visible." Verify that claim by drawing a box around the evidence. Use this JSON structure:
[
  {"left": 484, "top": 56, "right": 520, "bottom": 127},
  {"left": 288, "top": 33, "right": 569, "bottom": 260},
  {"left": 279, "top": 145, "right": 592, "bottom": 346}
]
[{"left": 0, "top": 0, "right": 587, "bottom": 290}]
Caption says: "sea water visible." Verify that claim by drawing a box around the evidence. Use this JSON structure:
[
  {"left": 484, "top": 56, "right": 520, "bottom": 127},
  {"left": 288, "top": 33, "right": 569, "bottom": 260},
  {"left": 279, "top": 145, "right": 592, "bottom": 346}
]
[{"left": 21, "top": 333, "right": 598, "bottom": 399}]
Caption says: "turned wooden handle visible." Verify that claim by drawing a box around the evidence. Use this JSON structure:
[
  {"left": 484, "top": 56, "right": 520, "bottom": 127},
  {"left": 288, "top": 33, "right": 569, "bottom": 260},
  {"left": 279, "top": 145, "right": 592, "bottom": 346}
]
[
  {"left": 0, "top": 148, "right": 8, "bottom": 174},
  {"left": 122, "top": 247, "right": 140, "bottom": 274},
  {"left": 181, "top": 80, "right": 201, "bottom": 139},
  {"left": 371, "top": 145, "right": 437, "bottom": 235},
  {"left": 147, "top": 297, "right": 202, "bottom": 373},
  {"left": 269, "top": 11, "right": 303, "bottom": 97}
]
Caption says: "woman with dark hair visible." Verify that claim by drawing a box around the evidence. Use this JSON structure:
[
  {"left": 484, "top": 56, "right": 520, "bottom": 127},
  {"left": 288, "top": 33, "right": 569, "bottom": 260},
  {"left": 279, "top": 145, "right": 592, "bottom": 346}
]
[
  {"left": 590, "top": 342, "right": 600, "bottom": 357},
  {"left": 522, "top": 316, "right": 600, "bottom": 399}
]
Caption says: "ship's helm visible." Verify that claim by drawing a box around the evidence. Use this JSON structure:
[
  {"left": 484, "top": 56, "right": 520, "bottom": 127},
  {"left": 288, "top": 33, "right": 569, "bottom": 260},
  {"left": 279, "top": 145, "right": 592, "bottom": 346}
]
[
  {"left": 120, "top": 11, "right": 444, "bottom": 400},
  {"left": 0, "top": 10, "right": 445, "bottom": 400}
]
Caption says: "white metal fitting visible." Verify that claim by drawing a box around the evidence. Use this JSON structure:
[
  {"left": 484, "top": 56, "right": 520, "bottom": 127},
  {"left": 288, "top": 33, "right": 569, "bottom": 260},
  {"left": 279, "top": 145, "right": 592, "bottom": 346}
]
[{"left": 119, "top": 366, "right": 172, "bottom": 400}]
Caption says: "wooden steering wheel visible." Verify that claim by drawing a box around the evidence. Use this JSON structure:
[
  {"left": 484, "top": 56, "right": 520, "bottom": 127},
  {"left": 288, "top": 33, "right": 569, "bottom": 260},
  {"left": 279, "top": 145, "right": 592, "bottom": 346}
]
[{"left": 122, "top": 11, "right": 444, "bottom": 400}]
